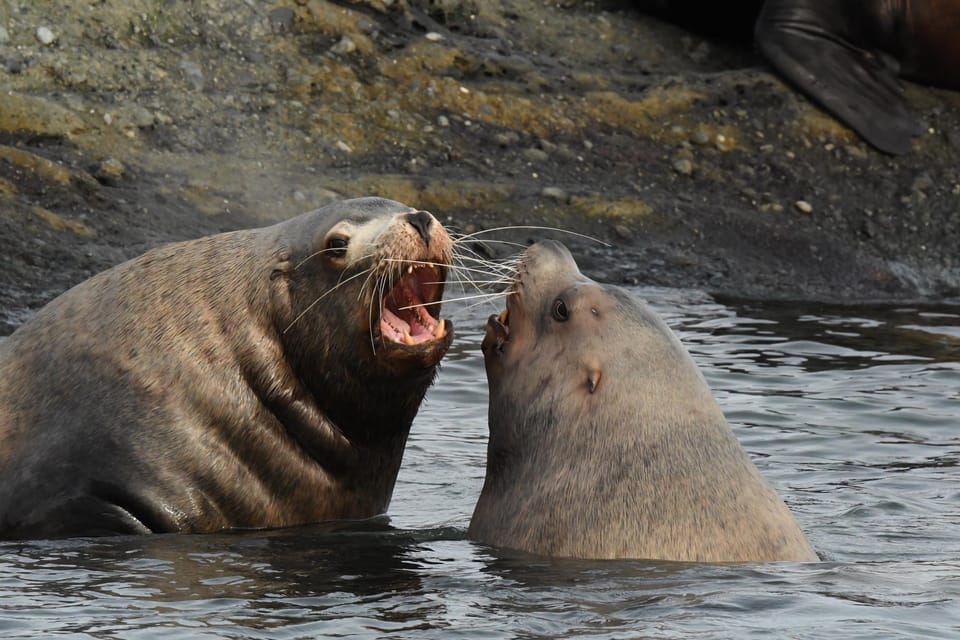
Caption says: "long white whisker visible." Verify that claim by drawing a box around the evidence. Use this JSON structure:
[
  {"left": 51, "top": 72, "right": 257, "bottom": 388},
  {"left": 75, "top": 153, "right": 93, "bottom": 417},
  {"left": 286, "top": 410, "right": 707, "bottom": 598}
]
[
  {"left": 282, "top": 267, "right": 373, "bottom": 334},
  {"left": 452, "top": 225, "right": 610, "bottom": 246},
  {"left": 399, "top": 291, "right": 512, "bottom": 309}
]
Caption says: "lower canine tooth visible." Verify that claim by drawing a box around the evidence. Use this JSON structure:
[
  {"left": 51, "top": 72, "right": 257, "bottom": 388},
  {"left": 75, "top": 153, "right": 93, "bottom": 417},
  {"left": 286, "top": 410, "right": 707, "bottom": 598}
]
[
  {"left": 498, "top": 309, "right": 508, "bottom": 324},
  {"left": 407, "top": 265, "right": 413, "bottom": 274},
  {"left": 403, "top": 330, "right": 415, "bottom": 345},
  {"left": 433, "top": 318, "right": 446, "bottom": 338}
]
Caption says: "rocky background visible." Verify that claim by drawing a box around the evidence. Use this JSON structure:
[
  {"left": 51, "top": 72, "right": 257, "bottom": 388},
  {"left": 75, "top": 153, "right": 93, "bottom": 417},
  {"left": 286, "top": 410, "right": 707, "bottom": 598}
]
[{"left": 2, "top": 0, "right": 959, "bottom": 334}]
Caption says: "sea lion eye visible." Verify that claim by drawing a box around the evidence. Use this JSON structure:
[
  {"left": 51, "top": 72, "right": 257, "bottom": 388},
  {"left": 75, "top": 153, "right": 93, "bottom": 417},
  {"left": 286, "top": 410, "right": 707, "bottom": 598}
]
[
  {"left": 552, "top": 298, "right": 569, "bottom": 321},
  {"left": 325, "top": 236, "right": 349, "bottom": 257}
]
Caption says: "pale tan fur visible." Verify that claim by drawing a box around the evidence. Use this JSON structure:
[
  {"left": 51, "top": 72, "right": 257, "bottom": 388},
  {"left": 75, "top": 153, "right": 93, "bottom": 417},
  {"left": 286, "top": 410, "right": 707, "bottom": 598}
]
[{"left": 469, "top": 241, "right": 817, "bottom": 562}]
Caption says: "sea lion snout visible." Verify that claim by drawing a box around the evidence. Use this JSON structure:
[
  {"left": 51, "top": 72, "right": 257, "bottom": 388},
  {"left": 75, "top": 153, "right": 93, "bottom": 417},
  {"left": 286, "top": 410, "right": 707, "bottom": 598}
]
[{"left": 403, "top": 210, "right": 434, "bottom": 246}]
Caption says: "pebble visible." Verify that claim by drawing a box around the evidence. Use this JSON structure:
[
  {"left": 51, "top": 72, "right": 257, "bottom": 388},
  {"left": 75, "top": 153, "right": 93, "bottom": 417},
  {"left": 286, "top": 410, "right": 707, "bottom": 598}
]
[
  {"left": 540, "top": 187, "right": 568, "bottom": 203},
  {"left": 94, "top": 158, "right": 125, "bottom": 184},
  {"left": 494, "top": 131, "right": 520, "bottom": 147},
  {"left": 672, "top": 158, "right": 693, "bottom": 176},
  {"left": 691, "top": 128, "right": 711, "bottom": 145},
  {"left": 177, "top": 60, "right": 205, "bottom": 91},
  {"left": 437, "top": 115, "right": 450, "bottom": 127},
  {"left": 425, "top": 32, "right": 444, "bottom": 42},
  {"left": 268, "top": 7, "right": 295, "bottom": 33},
  {"left": 36, "top": 26, "right": 56, "bottom": 45},
  {"left": 330, "top": 36, "right": 356, "bottom": 55},
  {"left": 794, "top": 200, "right": 813, "bottom": 214},
  {"left": 613, "top": 224, "right": 633, "bottom": 241},
  {"left": 335, "top": 140, "right": 353, "bottom": 153},
  {"left": 0, "top": 26, "right": 9, "bottom": 45},
  {"left": 522, "top": 147, "right": 549, "bottom": 163}
]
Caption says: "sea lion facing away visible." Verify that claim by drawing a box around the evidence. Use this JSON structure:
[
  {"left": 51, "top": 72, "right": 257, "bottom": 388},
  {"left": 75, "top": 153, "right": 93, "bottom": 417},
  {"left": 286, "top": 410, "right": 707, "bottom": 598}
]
[
  {"left": 0, "top": 197, "right": 453, "bottom": 540},
  {"left": 469, "top": 241, "right": 817, "bottom": 562}
]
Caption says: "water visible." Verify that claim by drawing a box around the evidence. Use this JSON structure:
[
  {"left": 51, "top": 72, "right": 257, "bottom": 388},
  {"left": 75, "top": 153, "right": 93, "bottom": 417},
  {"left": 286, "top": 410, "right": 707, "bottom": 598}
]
[{"left": 1, "top": 289, "right": 958, "bottom": 638}]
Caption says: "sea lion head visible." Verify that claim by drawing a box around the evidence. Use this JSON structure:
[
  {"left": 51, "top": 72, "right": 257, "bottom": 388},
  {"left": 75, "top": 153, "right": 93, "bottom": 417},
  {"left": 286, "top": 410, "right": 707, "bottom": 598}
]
[
  {"left": 272, "top": 197, "right": 454, "bottom": 396},
  {"left": 471, "top": 240, "right": 818, "bottom": 562},
  {"left": 480, "top": 239, "right": 712, "bottom": 451},
  {"left": 482, "top": 239, "right": 619, "bottom": 398}
]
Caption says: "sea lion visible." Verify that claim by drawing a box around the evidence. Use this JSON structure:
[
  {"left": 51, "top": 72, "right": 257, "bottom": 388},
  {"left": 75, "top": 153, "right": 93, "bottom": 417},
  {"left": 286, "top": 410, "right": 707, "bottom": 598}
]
[
  {"left": 637, "top": 0, "right": 960, "bottom": 154},
  {"left": 468, "top": 240, "right": 817, "bottom": 562},
  {"left": 0, "top": 197, "right": 453, "bottom": 540}
]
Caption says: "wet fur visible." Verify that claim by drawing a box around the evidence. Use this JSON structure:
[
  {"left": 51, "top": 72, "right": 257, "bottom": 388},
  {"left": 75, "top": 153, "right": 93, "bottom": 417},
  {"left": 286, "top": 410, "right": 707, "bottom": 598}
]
[
  {"left": 0, "top": 197, "right": 453, "bottom": 539},
  {"left": 469, "top": 241, "right": 818, "bottom": 562}
]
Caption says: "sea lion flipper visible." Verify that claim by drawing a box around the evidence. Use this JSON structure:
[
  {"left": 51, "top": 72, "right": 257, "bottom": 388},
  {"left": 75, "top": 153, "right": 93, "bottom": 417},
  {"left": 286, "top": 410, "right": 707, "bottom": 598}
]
[{"left": 755, "top": 4, "right": 924, "bottom": 154}]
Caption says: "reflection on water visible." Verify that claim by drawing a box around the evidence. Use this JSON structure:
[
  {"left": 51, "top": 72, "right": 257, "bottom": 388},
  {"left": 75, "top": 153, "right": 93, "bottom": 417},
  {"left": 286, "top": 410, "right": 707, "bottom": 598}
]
[{"left": 1, "top": 290, "right": 959, "bottom": 638}]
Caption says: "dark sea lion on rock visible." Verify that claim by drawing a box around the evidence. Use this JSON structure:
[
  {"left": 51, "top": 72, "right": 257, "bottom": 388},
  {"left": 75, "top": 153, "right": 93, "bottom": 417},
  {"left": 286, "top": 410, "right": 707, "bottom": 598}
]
[
  {"left": 0, "top": 197, "right": 453, "bottom": 540},
  {"left": 468, "top": 241, "right": 817, "bottom": 562},
  {"left": 637, "top": 0, "right": 960, "bottom": 154}
]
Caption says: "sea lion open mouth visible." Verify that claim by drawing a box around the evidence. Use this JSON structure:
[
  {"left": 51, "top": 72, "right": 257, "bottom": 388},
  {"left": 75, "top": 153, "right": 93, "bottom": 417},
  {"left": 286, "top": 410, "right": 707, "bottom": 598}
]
[{"left": 378, "top": 262, "right": 449, "bottom": 346}]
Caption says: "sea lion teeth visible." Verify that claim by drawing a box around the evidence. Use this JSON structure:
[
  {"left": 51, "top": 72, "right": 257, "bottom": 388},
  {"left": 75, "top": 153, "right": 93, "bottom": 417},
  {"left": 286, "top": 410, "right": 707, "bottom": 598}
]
[
  {"left": 403, "top": 329, "right": 415, "bottom": 345},
  {"left": 433, "top": 318, "right": 446, "bottom": 338}
]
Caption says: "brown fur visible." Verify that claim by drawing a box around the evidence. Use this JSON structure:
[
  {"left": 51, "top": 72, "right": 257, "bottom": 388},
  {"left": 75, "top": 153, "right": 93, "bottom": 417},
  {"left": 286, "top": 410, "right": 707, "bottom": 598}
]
[
  {"left": 0, "top": 197, "right": 453, "bottom": 539},
  {"left": 468, "top": 241, "right": 817, "bottom": 562}
]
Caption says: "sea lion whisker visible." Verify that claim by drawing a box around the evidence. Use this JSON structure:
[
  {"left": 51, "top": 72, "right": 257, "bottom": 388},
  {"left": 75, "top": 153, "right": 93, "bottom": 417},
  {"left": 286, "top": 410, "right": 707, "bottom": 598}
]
[
  {"left": 405, "top": 290, "right": 513, "bottom": 309},
  {"left": 452, "top": 226, "right": 611, "bottom": 247},
  {"left": 458, "top": 294, "right": 516, "bottom": 314},
  {"left": 450, "top": 254, "right": 519, "bottom": 278},
  {"left": 453, "top": 238, "right": 530, "bottom": 251},
  {"left": 283, "top": 266, "right": 376, "bottom": 334}
]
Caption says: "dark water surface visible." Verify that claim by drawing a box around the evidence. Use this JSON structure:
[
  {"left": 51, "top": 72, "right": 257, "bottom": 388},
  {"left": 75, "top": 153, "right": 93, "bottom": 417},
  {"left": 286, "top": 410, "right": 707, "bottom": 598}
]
[{"left": 2, "top": 290, "right": 958, "bottom": 638}]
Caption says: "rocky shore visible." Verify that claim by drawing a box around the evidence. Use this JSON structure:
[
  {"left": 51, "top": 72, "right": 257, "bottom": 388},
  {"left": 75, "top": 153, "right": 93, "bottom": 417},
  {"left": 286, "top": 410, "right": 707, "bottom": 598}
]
[{"left": 2, "top": 0, "right": 959, "bottom": 334}]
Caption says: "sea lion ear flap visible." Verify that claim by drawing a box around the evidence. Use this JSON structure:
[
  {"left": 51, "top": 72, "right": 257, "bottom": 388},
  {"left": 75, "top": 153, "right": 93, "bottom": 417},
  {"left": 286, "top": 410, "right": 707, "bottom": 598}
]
[{"left": 587, "top": 367, "right": 601, "bottom": 394}]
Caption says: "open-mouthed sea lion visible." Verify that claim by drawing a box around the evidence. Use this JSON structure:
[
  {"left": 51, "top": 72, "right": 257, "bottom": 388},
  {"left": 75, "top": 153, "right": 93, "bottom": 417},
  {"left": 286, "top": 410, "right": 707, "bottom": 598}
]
[
  {"left": 0, "top": 197, "right": 453, "bottom": 540},
  {"left": 468, "top": 240, "right": 817, "bottom": 562},
  {"left": 637, "top": 0, "right": 960, "bottom": 154}
]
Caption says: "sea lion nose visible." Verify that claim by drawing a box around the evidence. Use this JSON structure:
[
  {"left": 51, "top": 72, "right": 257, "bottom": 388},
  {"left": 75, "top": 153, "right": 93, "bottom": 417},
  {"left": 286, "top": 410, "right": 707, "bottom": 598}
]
[{"left": 405, "top": 210, "right": 433, "bottom": 246}]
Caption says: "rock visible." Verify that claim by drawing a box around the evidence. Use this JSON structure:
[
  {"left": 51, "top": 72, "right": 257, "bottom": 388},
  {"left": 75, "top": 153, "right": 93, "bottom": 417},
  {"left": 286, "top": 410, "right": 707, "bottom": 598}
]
[
  {"left": 672, "top": 157, "right": 693, "bottom": 176},
  {"left": 94, "top": 158, "right": 125, "bottom": 185},
  {"left": 495, "top": 131, "right": 520, "bottom": 147},
  {"left": 795, "top": 200, "right": 814, "bottom": 214},
  {"left": 269, "top": 7, "right": 295, "bottom": 33},
  {"left": 522, "top": 147, "right": 549, "bottom": 163},
  {"left": 541, "top": 187, "right": 568, "bottom": 203},
  {"left": 330, "top": 36, "right": 357, "bottom": 55},
  {"left": 613, "top": 223, "right": 633, "bottom": 240},
  {"left": 36, "top": 27, "right": 56, "bottom": 45},
  {"left": 691, "top": 128, "right": 711, "bottom": 145},
  {"left": 0, "top": 26, "right": 10, "bottom": 45},
  {"left": 177, "top": 60, "right": 204, "bottom": 91}
]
